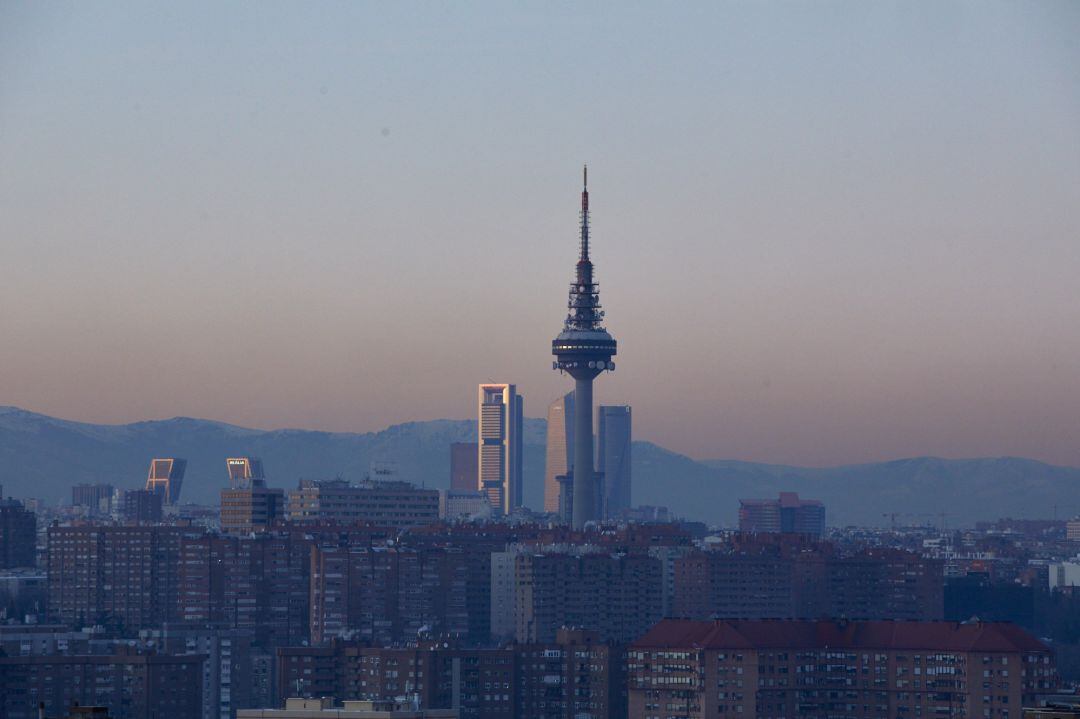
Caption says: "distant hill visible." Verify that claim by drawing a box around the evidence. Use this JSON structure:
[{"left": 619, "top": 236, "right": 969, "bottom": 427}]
[{"left": 2, "top": 406, "right": 1079, "bottom": 527}]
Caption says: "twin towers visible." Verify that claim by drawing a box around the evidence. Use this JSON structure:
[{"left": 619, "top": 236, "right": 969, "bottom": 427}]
[{"left": 478, "top": 168, "right": 630, "bottom": 529}]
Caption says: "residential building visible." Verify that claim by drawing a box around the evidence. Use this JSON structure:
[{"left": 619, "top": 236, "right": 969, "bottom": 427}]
[
  {"left": 0, "top": 498, "right": 37, "bottom": 568},
  {"left": 1049, "top": 559, "right": 1080, "bottom": 590},
  {"left": 71, "top": 484, "right": 115, "bottom": 513},
  {"left": 515, "top": 628, "right": 626, "bottom": 719},
  {"left": 149, "top": 626, "right": 267, "bottom": 719},
  {"left": 513, "top": 549, "right": 662, "bottom": 643},
  {"left": 308, "top": 545, "right": 470, "bottom": 645},
  {"left": 47, "top": 524, "right": 189, "bottom": 630},
  {"left": 0, "top": 650, "right": 205, "bottom": 719},
  {"left": 119, "top": 488, "right": 163, "bottom": 523},
  {"left": 477, "top": 384, "right": 523, "bottom": 515},
  {"left": 178, "top": 531, "right": 311, "bottom": 647},
  {"left": 673, "top": 542, "right": 943, "bottom": 621},
  {"left": 628, "top": 618, "right": 1057, "bottom": 719}
]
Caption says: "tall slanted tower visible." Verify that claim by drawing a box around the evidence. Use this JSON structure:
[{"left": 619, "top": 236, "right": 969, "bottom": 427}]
[{"left": 552, "top": 166, "right": 617, "bottom": 528}]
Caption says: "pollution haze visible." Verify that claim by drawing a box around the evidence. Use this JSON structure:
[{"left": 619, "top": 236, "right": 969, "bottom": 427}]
[{"left": 1, "top": 2, "right": 1079, "bottom": 467}]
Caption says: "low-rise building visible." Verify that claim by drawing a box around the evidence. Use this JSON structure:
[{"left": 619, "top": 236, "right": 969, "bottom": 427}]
[{"left": 241, "top": 698, "right": 456, "bottom": 719}]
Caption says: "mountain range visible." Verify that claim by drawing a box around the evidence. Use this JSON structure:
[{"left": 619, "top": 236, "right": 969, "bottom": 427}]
[{"left": 2, "top": 405, "right": 1079, "bottom": 527}]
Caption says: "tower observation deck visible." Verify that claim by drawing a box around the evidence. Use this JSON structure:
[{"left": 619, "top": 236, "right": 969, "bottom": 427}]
[{"left": 552, "top": 166, "right": 617, "bottom": 529}]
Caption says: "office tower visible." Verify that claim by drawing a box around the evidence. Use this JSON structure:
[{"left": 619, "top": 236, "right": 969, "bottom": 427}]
[
  {"left": 0, "top": 499, "right": 36, "bottom": 568},
  {"left": 552, "top": 167, "right": 617, "bottom": 529},
  {"left": 598, "top": 404, "right": 631, "bottom": 518},
  {"left": 738, "top": 491, "right": 826, "bottom": 536},
  {"left": 286, "top": 478, "right": 439, "bottom": 528},
  {"left": 226, "top": 457, "right": 265, "bottom": 488},
  {"left": 477, "top": 383, "right": 523, "bottom": 515},
  {"left": 71, "top": 483, "right": 115, "bottom": 513},
  {"left": 145, "top": 457, "right": 187, "bottom": 505},
  {"left": 629, "top": 618, "right": 1057, "bottom": 719},
  {"left": 449, "top": 442, "right": 478, "bottom": 491},
  {"left": 221, "top": 457, "right": 284, "bottom": 535},
  {"left": 543, "top": 392, "right": 574, "bottom": 513}
]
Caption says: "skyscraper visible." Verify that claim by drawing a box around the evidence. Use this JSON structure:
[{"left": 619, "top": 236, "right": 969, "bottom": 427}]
[
  {"left": 552, "top": 167, "right": 617, "bottom": 529},
  {"left": 477, "top": 383, "right": 523, "bottom": 515},
  {"left": 226, "top": 457, "right": 266, "bottom": 488},
  {"left": 145, "top": 457, "right": 186, "bottom": 505},
  {"left": 543, "top": 392, "right": 575, "bottom": 513},
  {"left": 598, "top": 405, "right": 631, "bottom": 518}
]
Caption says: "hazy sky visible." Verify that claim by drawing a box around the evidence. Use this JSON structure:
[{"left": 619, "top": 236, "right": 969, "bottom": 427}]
[{"left": 2, "top": 2, "right": 1079, "bottom": 466}]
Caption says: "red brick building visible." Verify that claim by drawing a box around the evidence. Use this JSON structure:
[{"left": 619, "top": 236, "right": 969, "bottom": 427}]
[
  {"left": 628, "top": 618, "right": 1057, "bottom": 719},
  {"left": 0, "top": 649, "right": 204, "bottom": 719}
]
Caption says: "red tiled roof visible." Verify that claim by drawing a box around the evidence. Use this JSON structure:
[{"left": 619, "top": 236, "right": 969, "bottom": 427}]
[{"left": 633, "top": 618, "right": 1049, "bottom": 653}]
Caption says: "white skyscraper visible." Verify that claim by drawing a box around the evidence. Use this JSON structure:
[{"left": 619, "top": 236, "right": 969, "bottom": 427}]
[
  {"left": 544, "top": 391, "right": 575, "bottom": 513},
  {"left": 598, "top": 405, "right": 631, "bottom": 518},
  {"left": 478, "top": 383, "right": 524, "bottom": 515}
]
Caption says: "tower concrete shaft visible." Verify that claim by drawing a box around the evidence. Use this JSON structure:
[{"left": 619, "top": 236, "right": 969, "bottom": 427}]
[
  {"left": 552, "top": 166, "right": 617, "bottom": 529},
  {"left": 573, "top": 376, "right": 595, "bottom": 529}
]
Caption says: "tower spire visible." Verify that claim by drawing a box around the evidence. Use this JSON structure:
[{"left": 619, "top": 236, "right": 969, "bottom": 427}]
[{"left": 580, "top": 164, "right": 590, "bottom": 262}]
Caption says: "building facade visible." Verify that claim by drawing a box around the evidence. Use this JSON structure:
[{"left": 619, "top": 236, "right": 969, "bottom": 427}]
[
  {"left": 544, "top": 392, "right": 574, "bottom": 514},
  {"left": 0, "top": 650, "right": 204, "bottom": 719},
  {"left": 738, "top": 491, "right": 826, "bottom": 536},
  {"left": 287, "top": 479, "right": 439, "bottom": 529},
  {"left": 47, "top": 524, "right": 189, "bottom": 630},
  {"left": 71, "top": 484, "right": 115, "bottom": 513},
  {"left": 145, "top": 457, "right": 187, "bottom": 505},
  {"left": 513, "top": 549, "right": 662, "bottom": 644},
  {"left": 450, "top": 442, "right": 478, "bottom": 492},
  {"left": 598, "top": 404, "right": 631, "bottom": 519},
  {"left": 628, "top": 618, "right": 1057, "bottom": 719},
  {"left": 0, "top": 499, "right": 37, "bottom": 568}
]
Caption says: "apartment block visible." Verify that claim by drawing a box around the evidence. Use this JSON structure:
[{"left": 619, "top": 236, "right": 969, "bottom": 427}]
[
  {"left": 628, "top": 618, "right": 1057, "bottom": 719},
  {"left": 47, "top": 524, "right": 189, "bottom": 630},
  {"left": 0, "top": 498, "right": 37, "bottom": 568},
  {"left": 0, "top": 650, "right": 205, "bottom": 719}
]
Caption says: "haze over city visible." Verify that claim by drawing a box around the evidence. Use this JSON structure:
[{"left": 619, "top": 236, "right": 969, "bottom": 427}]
[{"left": 3, "top": 2, "right": 1079, "bottom": 466}]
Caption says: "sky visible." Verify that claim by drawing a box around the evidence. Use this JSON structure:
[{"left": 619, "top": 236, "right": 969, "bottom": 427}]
[{"left": 2, "top": 2, "right": 1079, "bottom": 466}]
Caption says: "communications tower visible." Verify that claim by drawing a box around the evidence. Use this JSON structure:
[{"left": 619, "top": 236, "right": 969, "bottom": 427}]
[{"left": 552, "top": 166, "right": 617, "bottom": 528}]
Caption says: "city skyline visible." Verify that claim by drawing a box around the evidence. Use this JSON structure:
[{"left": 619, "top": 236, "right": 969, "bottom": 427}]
[{"left": 3, "top": 3, "right": 1080, "bottom": 467}]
